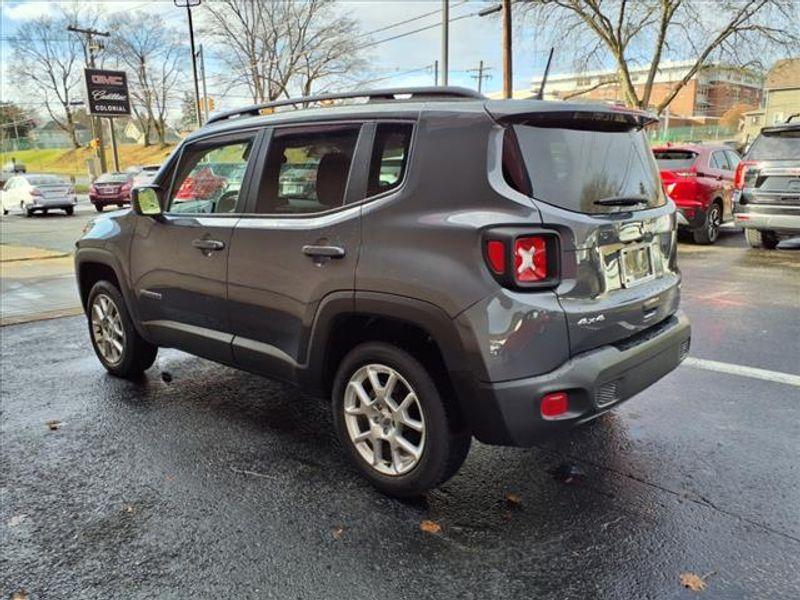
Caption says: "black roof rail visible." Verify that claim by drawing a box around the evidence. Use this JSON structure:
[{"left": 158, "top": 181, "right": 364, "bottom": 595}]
[{"left": 205, "top": 86, "right": 485, "bottom": 125}]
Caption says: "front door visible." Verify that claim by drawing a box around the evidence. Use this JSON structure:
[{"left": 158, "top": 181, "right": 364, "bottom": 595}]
[
  {"left": 226, "top": 123, "right": 373, "bottom": 380},
  {"left": 129, "top": 129, "right": 261, "bottom": 364}
]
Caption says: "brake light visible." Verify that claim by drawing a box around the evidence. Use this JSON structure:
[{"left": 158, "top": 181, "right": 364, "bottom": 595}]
[
  {"left": 67, "top": 186, "right": 75, "bottom": 195},
  {"left": 514, "top": 236, "right": 547, "bottom": 282},
  {"left": 483, "top": 230, "right": 559, "bottom": 289},
  {"left": 540, "top": 392, "right": 569, "bottom": 418},
  {"left": 30, "top": 188, "right": 43, "bottom": 197},
  {"left": 734, "top": 160, "right": 756, "bottom": 190},
  {"left": 674, "top": 169, "right": 697, "bottom": 178}
]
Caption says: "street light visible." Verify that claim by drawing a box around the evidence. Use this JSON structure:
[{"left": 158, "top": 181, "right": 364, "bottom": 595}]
[
  {"left": 174, "top": 0, "right": 203, "bottom": 127},
  {"left": 479, "top": 1, "right": 512, "bottom": 99}
]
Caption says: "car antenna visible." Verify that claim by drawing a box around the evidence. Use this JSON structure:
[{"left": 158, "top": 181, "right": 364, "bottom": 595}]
[{"left": 535, "top": 48, "right": 554, "bottom": 100}]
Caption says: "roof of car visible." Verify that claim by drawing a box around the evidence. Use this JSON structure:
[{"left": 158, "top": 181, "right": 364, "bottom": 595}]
[{"left": 652, "top": 143, "right": 731, "bottom": 153}]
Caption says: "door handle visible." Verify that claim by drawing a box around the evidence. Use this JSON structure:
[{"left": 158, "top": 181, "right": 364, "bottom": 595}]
[
  {"left": 192, "top": 238, "right": 225, "bottom": 251},
  {"left": 302, "top": 244, "right": 345, "bottom": 259}
]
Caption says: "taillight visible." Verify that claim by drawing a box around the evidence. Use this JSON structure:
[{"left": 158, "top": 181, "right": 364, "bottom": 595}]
[
  {"left": 68, "top": 186, "right": 75, "bottom": 195},
  {"left": 734, "top": 160, "right": 756, "bottom": 190},
  {"left": 89, "top": 184, "right": 97, "bottom": 194},
  {"left": 483, "top": 229, "right": 559, "bottom": 289},
  {"left": 30, "top": 188, "right": 43, "bottom": 197},
  {"left": 540, "top": 391, "right": 569, "bottom": 418}
]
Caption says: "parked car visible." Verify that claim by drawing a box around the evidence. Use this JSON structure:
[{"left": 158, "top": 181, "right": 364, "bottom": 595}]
[
  {"left": 653, "top": 144, "right": 740, "bottom": 244},
  {"left": 132, "top": 164, "right": 161, "bottom": 188},
  {"left": 1, "top": 173, "right": 77, "bottom": 216},
  {"left": 89, "top": 172, "right": 134, "bottom": 212},
  {"left": 75, "top": 87, "right": 691, "bottom": 497},
  {"left": 733, "top": 119, "right": 800, "bottom": 249}
]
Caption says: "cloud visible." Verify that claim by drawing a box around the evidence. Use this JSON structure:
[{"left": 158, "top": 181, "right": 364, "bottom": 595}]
[{"left": 1, "top": 1, "right": 56, "bottom": 21}]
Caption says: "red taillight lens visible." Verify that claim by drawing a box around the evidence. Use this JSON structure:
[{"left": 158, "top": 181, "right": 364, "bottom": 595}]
[
  {"left": 734, "top": 160, "right": 755, "bottom": 190},
  {"left": 486, "top": 240, "right": 506, "bottom": 274},
  {"left": 514, "top": 236, "right": 548, "bottom": 282},
  {"left": 540, "top": 392, "right": 569, "bottom": 418},
  {"left": 30, "top": 187, "right": 43, "bottom": 197}
]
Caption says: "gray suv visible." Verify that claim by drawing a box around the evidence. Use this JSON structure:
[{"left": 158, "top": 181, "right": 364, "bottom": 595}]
[{"left": 75, "top": 87, "right": 691, "bottom": 496}]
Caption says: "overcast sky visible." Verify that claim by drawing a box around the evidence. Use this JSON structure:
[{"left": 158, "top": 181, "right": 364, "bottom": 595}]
[{"left": 0, "top": 0, "right": 566, "bottom": 116}]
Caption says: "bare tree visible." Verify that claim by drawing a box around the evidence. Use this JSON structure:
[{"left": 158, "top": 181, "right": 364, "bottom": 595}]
[
  {"left": 202, "top": 0, "right": 366, "bottom": 103},
  {"left": 108, "top": 13, "right": 184, "bottom": 146},
  {"left": 10, "top": 12, "right": 84, "bottom": 148},
  {"left": 520, "top": 0, "right": 800, "bottom": 113}
]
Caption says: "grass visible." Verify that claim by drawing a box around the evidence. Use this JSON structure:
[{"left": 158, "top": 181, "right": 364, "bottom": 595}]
[{"left": 0, "top": 144, "right": 177, "bottom": 179}]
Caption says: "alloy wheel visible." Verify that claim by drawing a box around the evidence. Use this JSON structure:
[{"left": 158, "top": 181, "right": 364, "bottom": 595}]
[
  {"left": 343, "top": 364, "right": 426, "bottom": 476},
  {"left": 708, "top": 205, "right": 721, "bottom": 242},
  {"left": 90, "top": 293, "right": 125, "bottom": 366}
]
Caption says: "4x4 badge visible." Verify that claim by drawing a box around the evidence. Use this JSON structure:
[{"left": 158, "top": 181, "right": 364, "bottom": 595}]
[{"left": 577, "top": 314, "right": 606, "bottom": 326}]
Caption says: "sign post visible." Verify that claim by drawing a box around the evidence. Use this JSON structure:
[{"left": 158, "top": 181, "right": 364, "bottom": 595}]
[{"left": 84, "top": 68, "right": 131, "bottom": 172}]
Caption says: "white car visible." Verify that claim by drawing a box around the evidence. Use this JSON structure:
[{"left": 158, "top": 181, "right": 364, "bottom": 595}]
[
  {"left": 132, "top": 164, "right": 161, "bottom": 188},
  {"left": 1, "top": 174, "right": 78, "bottom": 217}
]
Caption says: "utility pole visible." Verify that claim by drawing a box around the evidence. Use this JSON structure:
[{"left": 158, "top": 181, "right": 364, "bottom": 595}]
[
  {"left": 174, "top": 0, "right": 203, "bottom": 128},
  {"left": 501, "top": 0, "right": 512, "bottom": 98},
  {"left": 67, "top": 24, "right": 109, "bottom": 172},
  {"left": 468, "top": 60, "right": 492, "bottom": 94},
  {"left": 198, "top": 44, "right": 209, "bottom": 122},
  {"left": 434, "top": 60, "right": 439, "bottom": 86},
  {"left": 441, "top": 0, "right": 449, "bottom": 86}
]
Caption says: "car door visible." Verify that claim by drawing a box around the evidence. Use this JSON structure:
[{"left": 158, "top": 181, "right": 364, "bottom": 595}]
[
  {"left": 226, "top": 122, "right": 372, "bottom": 381},
  {"left": 129, "top": 129, "right": 262, "bottom": 364}
]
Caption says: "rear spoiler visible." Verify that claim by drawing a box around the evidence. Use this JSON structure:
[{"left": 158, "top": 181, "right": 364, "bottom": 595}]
[{"left": 485, "top": 99, "right": 659, "bottom": 131}]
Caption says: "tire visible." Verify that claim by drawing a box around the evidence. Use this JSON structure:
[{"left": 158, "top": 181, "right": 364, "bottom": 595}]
[
  {"left": 332, "top": 342, "right": 471, "bottom": 497},
  {"left": 25, "top": 209, "right": 33, "bottom": 217},
  {"left": 2, "top": 209, "right": 8, "bottom": 215},
  {"left": 95, "top": 204, "right": 104, "bottom": 212},
  {"left": 692, "top": 202, "right": 721, "bottom": 245},
  {"left": 87, "top": 280, "right": 158, "bottom": 378},
  {"left": 744, "top": 228, "right": 779, "bottom": 249},
  {"left": 65, "top": 206, "right": 74, "bottom": 216}
]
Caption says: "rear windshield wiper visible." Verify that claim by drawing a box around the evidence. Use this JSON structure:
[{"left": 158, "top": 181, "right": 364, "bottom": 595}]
[{"left": 593, "top": 195, "right": 650, "bottom": 207}]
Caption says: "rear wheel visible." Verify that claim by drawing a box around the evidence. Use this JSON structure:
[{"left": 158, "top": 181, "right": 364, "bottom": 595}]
[
  {"left": 87, "top": 280, "right": 157, "bottom": 378},
  {"left": 332, "top": 342, "right": 471, "bottom": 497},
  {"left": 95, "top": 204, "right": 104, "bottom": 212},
  {"left": 65, "top": 206, "right": 74, "bottom": 216},
  {"left": 692, "top": 203, "right": 721, "bottom": 245},
  {"left": 744, "top": 228, "right": 779, "bottom": 249}
]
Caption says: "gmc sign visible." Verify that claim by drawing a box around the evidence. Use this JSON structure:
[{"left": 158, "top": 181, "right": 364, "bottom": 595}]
[{"left": 84, "top": 68, "right": 131, "bottom": 116}]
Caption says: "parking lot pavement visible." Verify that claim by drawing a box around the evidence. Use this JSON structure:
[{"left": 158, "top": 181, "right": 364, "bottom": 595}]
[{"left": 1, "top": 231, "right": 799, "bottom": 599}]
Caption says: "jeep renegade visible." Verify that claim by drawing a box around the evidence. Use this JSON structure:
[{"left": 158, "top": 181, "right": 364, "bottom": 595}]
[{"left": 76, "top": 87, "right": 691, "bottom": 497}]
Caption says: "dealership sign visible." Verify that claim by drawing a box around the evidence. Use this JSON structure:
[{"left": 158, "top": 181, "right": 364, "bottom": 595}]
[{"left": 84, "top": 68, "right": 131, "bottom": 116}]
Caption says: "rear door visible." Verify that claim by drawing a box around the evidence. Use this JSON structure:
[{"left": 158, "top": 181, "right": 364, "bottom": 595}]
[
  {"left": 495, "top": 107, "right": 680, "bottom": 354},
  {"left": 740, "top": 126, "right": 800, "bottom": 209},
  {"left": 226, "top": 122, "right": 371, "bottom": 380}
]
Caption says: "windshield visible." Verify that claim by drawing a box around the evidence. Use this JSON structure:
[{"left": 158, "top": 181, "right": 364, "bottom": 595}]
[
  {"left": 653, "top": 150, "right": 697, "bottom": 170},
  {"left": 513, "top": 123, "right": 664, "bottom": 214},
  {"left": 27, "top": 175, "right": 66, "bottom": 185},
  {"left": 96, "top": 173, "right": 130, "bottom": 183},
  {"left": 747, "top": 130, "right": 800, "bottom": 160}
]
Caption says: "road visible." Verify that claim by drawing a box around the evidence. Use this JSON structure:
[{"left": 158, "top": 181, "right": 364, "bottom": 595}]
[{"left": 2, "top": 225, "right": 800, "bottom": 599}]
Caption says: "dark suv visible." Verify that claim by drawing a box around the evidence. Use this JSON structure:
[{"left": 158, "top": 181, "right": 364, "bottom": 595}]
[
  {"left": 75, "top": 87, "right": 691, "bottom": 497},
  {"left": 734, "top": 118, "right": 800, "bottom": 249}
]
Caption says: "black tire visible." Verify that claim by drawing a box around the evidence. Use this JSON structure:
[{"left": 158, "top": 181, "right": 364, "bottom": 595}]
[
  {"left": 65, "top": 206, "right": 74, "bottom": 216},
  {"left": 95, "top": 204, "right": 104, "bottom": 212},
  {"left": 744, "top": 228, "right": 779, "bottom": 249},
  {"left": 692, "top": 202, "right": 721, "bottom": 245},
  {"left": 2, "top": 209, "right": 7, "bottom": 215},
  {"left": 25, "top": 209, "right": 33, "bottom": 217},
  {"left": 87, "top": 280, "right": 158, "bottom": 378},
  {"left": 332, "top": 342, "right": 471, "bottom": 497}
]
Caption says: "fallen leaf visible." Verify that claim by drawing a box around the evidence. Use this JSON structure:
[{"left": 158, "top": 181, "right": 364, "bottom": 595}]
[
  {"left": 680, "top": 572, "right": 707, "bottom": 592},
  {"left": 124, "top": 505, "right": 135, "bottom": 514},
  {"left": 331, "top": 525, "right": 345, "bottom": 539},
  {"left": 419, "top": 519, "right": 442, "bottom": 534},
  {"left": 505, "top": 492, "right": 523, "bottom": 507},
  {"left": 45, "top": 420, "right": 61, "bottom": 431},
  {"left": 11, "top": 589, "right": 28, "bottom": 600},
  {"left": 161, "top": 371, "right": 173, "bottom": 383}
]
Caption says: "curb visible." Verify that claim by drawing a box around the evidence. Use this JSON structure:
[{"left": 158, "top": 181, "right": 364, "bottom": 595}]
[{"left": 1, "top": 306, "right": 84, "bottom": 327}]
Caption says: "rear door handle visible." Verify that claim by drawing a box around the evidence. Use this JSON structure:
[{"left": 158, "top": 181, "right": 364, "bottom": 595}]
[
  {"left": 192, "top": 239, "right": 225, "bottom": 251},
  {"left": 302, "top": 244, "right": 345, "bottom": 259}
]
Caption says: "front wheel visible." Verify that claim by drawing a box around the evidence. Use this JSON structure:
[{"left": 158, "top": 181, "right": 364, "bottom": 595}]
[
  {"left": 87, "top": 280, "right": 158, "bottom": 378},
  {"left": 332, "top": 342, "right": 471, "bottom": 497},
  {"left": 692, "top": 203, "right": 721, "bottom": 245}
]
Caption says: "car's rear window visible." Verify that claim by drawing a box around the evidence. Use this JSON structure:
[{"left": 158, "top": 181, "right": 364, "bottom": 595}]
[
  {"left": 747, "top": 130, "right": 800, "bottom": 160},
  {"left": 652, "top": 149, "right": 697, "bottom": 170},
  {"left": 512, "top": 123, "right": 664, "bottom": 214},
  {"left": 27, "top": 175, "right": 65, "bottom": 185},
  {"left": 95, "top": 173, "right": 130, "bottom": 183}
]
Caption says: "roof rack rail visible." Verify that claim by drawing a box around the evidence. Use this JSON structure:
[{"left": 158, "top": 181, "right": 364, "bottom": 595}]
[{"left": 205, "top": 86, "right": 485, "bottom": 125}]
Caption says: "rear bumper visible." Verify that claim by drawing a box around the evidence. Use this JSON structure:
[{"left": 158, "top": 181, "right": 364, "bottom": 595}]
[
  {"left": 465, "top": 311, "right": 691, "bottom": 446},
  {"left": 25, "top": 196, "right": 77, "bottom": 209},
  {"left": 734, "top": 205, "right": 800, "bottom": 233},
  {"left": 89, "top": 195, "right": 130, "bottom": 205}
]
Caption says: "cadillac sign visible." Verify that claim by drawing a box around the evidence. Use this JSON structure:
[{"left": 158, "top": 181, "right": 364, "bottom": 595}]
[{"left": 84, "top": 68, "right": 131, "bottom": 116}]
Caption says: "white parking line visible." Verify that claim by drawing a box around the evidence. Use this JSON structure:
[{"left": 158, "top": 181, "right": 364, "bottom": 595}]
[{"left": 683, "top": 357, "right": 800, "bottom": 388}]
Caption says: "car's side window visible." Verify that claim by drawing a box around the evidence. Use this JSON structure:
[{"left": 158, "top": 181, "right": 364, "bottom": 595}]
[
  {"left": 254, "top": 124, "right": 361, "bottom": 215},
  {"left": 711, "top": 151, "right": 729, "bottom": 171},
  {"left": 367, "top": 123, "right": 413, "bottom": 197},
  {"left": 167, "top": 134, "right": 256, "bottom": 215},
  {"left": 725, "top": 150, "right": 741, "bottom": 171}
]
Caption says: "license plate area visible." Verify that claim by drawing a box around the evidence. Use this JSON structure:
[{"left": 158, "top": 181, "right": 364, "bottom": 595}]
[{"left": 619, "top": 243, "right": 655, "bottom": 288}]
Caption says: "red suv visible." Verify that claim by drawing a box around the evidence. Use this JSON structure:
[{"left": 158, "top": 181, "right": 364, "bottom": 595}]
[
  {"left": 89, "top": 172, "right": 134, "bottom": 212},
  {"left": 653, "top": 144, "right": 741, "bottom": 244}
]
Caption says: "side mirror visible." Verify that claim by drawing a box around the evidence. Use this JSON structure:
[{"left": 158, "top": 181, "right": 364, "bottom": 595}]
[{"left": 132, "top": 186, "right": 163, "bottom": 217}]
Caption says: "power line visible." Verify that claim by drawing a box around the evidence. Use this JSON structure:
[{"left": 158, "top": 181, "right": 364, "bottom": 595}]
[
  {"left": 356, "top": 0, "right": 468, "bottom": 39},
  {"left": 355, "top": 9, "right": 481, "bottom": 52}
]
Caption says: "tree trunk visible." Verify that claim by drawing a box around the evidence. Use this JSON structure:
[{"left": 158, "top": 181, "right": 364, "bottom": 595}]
[{"left": 65, "top": 108, "right": 80, "bottom": 149}]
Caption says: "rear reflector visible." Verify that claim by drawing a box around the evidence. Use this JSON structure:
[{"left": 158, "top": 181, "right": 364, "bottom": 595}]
[
  {"left": 514, "top": 236, "right": 548, "bottom": 282},
  {"left": 486, "top": 240, "right": 506, "bottom": 274},
  {"left": 540, "top": 391, "right": 568, "bottom": 418}
]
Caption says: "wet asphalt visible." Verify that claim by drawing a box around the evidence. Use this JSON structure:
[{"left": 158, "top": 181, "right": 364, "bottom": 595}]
[{"left": 1, "top": 231, "right": 799, "bottom": 599}]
